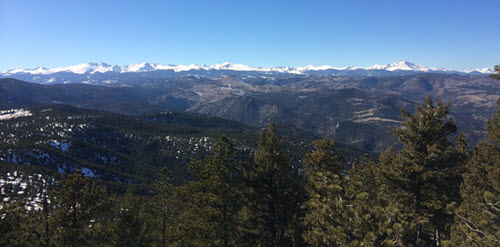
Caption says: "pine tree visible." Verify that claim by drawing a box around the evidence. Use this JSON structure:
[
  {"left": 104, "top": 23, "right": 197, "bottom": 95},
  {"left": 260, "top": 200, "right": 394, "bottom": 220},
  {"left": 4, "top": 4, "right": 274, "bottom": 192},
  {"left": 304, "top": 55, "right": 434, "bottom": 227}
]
[
  {"left": 345, "top": 155, "right": 386, "bottom": 246},
  {"left": 241, "top": 123, "right": 304, "bottom": 247},
  {"left": 0, "top": 200, "right": 32, "bottom": 247},
  {"left": 40, "top": 176, "right": 53, "bottom": 247},
  {"left": 151, "top": 168, "right": 175, "bottom": 247},
  {"left": 302, "top": 139, "right": 348, "bottom": 246},
  {"left": 50, "top": 170, "right": 110, "bottom": 247},
  {"left": 17, "top": 209, "right": 50, "bottom": 247},
  {"left": 378, "top": 96, "right": 468, "bottom": 246},
  {"left": 0, "top": 173, "right": 55, "bottom": 247},
  {"left": 449, "top": 72, "right": 500, "bottom": 246},
  {"left": 491, "top": 65, "right": 500, "bottom": 80},
  {"left": 113, "top": 186, "right": 153, "bottom": 247},
  {"left": 174, "top": 136, "right": 243, "bottom": 246}
]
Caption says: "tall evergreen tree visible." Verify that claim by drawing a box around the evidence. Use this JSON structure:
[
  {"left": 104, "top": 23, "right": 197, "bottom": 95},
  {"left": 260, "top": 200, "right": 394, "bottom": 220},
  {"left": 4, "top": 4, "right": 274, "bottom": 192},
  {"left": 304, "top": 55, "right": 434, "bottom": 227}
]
[
  {"left": 40, "top": 177, "right": 53, "bottom": 247},
  {"left": 174, "top": 136, "right": 243, "bottom": 246},
  {"left": 377, "top": 96, "right": 468, "bottom": 246},
  {"left": 0, "top": 200, "right": 39, "bottom": 247},
  {"left": 113, "top": 187, "right": 153, "bottom": 247},
  {"left": 50, "top": 170, "right": 110, "bottom": 247},
  {"left": 345, "top": 155, "right": 387, "bottom": 246},
  {"left": 0, "top": 171, "right": 55, "bottom": 247},
  {"left": 449, "top": 70, "right": 500, "bottom": 246},
  {"left": 302, "top": 139, "right": 348, "bottom": 246},
  {"left": 150, "top": 168, "right": 175, "bottom": 247},
  {"left": 241, "top": 123, "right": 304, "bottom": 247}
]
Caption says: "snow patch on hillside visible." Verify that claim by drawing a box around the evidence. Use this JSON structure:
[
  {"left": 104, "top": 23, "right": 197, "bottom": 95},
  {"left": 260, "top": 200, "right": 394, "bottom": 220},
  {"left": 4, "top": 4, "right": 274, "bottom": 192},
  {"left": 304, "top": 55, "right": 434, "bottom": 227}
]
[
  {"left": 0, "top": 109, "right": 32, "bottom": 120},
  {"left": 49, "top": 140, "right": 70, "bottom": 152},
  {"left": 81, "top": 168, "right": 96, "bottom": 178}
]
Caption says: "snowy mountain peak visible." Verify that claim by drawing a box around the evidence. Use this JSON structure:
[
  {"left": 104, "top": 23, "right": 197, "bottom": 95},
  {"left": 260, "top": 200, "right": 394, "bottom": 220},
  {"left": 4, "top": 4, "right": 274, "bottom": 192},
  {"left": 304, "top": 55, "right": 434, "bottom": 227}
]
[
  {"left": 392, "top": 61, "right": 430, "bottom": 71},
  {"left": 367, "top": 61, "right": 454, "bottom": 72},
  {"left": 67, "top": 62, "right": 113, "bottom": 74},
  {"left": 393, "top": 60, "right": 414, "bottom": 66},
  {"left": 214, "top": 63, "right": 258, "bottom": 71},
  {"left": 121, "top": 62, "right": 157, "bottom": 73},
  {"left": 369, "top": 61, "right": 428, "bottom": 71},
  {"left": 463, "top": 67, "right": 494, "bottom": 74}
]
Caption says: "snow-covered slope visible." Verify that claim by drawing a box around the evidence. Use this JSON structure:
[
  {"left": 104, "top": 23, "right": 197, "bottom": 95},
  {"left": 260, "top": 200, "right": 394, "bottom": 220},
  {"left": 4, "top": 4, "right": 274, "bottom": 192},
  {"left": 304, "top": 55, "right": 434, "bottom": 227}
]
[
  {"left": 462, "top": 67, "right": 495, "bottom": 74},
  {"left": 4, "top": 62, "right": 121, "bottom": 75},
  {"left": 1, "top": 61, "right": 493, "bottom": 85},
  {"left": 367, "top": 61, "right": 453, "bottom": 72}
]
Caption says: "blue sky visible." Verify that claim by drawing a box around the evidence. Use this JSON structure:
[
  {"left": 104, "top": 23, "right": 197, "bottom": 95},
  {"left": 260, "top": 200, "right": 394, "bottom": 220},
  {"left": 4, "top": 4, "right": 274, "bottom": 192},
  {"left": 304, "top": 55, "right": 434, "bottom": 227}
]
[{"left": 1, "top": 0, "right": 499, "bottom": 71}]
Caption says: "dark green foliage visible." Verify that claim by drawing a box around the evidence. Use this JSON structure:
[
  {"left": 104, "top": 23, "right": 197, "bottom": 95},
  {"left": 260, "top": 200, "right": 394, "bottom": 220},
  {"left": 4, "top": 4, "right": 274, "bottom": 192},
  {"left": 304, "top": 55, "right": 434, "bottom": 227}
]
[
  {"left": 2, "top": 92, "right": 500, "bottom": 247},
  {"left": 113, "top": 187, "right": 153, "bottom": 247},
  {"left": 302, "top": 139, "right": 348, "bottom": 246},
  {"left": 150, "top": 168, "right": 175, "bottom": 247},
  {"left": 302, "top": 141, "right": 382, "bottom": 247},
  {"left": 0, "top": 166, "right": 56, "bottom": 247},
  {"left": 344, "top": 156, "right": 386, "bottom": 246},
  {"left": 377, "top": 96, "right": 468, "bottom": 246},
  {"left": 50, "top": 170, "right": 112, "bottom": 247},
  {"left": 0, "top": 104, "right": 325, "bottom": 185},
  {"left": 491, "top": 65, "right": 500, "bottom": 80},
  {"left": 173, "top": 136, "right": 243, "bottom": 246},
  {"left": 0, "top": 200, "right": 46, "bottom": 247},
  {"left": 450, "top": 97, "right": 500, "bottom": 246},
  {"left": 241, "top": 123, "right": 305, "bottom": 247}
]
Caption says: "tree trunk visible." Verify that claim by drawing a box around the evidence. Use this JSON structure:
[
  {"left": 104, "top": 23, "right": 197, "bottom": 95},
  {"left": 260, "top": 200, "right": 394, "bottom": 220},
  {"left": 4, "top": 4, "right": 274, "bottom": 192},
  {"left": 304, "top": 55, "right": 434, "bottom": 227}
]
[
  {"left": 416, "top": 229, "right": 420, "bottom": 246},
  {"left": 223, "top": 207, "right": 229, "bottom": 247},
  {"left": 435, "top": 228, "right": 440, "bottom": 246},
  {"left": 42, "top": 182, "right": 50, "bottom": 247},
  {"left": 72, "top": 201, "right": 78, "bottom": 247},
  {"left": 162, "top": 209, "right": 166, "bottom": 247},
  {"left": 278, "top": 230, "right": 284, "bottom": 247},
  {"left": 273, "top": 231, "right": 279, "bottom": 247},
  {"left": 397, "top": 236, "right": 405, "bottom": 247}
]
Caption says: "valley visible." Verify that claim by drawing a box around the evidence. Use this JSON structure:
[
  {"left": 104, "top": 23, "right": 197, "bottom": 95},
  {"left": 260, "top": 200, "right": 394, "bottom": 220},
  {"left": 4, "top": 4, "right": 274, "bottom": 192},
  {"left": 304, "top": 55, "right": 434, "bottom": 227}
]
[{"left": 1, "top": 70, "right": 498, "bottom": 153}]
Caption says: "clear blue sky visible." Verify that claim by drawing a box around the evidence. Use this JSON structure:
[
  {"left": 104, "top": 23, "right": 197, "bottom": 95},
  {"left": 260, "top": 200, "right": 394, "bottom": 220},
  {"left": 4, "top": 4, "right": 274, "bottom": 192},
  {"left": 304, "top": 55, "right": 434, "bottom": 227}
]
[{"left": 1, "top": 0, "right": 499, "bottom": 71}]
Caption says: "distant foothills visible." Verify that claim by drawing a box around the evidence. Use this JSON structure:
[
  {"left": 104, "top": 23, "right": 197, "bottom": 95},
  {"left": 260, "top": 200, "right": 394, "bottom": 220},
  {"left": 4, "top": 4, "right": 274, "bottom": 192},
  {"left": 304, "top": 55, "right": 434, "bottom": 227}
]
[
  {"left": 1, "top": 66, "right": 499, "bottom": 153},
  {"left": 0, "top": 61, "right": 494, "bottom": 85}
]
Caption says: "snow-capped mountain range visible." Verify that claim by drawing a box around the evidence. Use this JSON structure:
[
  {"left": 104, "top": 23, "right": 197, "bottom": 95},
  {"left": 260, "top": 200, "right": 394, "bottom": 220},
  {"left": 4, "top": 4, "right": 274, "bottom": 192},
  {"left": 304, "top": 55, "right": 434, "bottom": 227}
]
[
  {"left": 0, "top": 61, "right": 494, "bottom": 85},
  {"left": 2, "top": 60, "right": 493, "bottom": 75}
]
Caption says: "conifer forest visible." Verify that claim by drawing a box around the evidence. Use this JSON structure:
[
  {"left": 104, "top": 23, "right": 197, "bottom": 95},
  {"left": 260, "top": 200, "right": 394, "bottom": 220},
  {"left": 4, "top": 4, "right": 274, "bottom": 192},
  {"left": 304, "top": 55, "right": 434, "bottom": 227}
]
[{"left": 0, "top": 67, "right": 499, "bottom": 247}]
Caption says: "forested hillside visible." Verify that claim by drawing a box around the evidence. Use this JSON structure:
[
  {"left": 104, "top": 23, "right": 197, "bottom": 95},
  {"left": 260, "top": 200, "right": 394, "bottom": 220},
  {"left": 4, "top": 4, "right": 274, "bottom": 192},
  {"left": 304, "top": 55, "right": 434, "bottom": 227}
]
[
  {"left": 2, "top": 73, "right": 498, "bottom": 153},
  {"left": 2, "top": 68, "right": 500, "bottom": 246},
  {"left": 0, "top": 69, "right": 497, "bottom": 247},
  {"left": 0, "top": 104, "right": 365, "bottom": 187}
]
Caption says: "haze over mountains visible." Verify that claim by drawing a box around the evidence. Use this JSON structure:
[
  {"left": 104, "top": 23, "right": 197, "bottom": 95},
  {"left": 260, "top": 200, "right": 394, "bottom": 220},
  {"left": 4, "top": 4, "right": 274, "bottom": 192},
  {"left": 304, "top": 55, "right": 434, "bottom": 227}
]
[{"left": 1, "top": 61, "right": 494, "bottom": 85}]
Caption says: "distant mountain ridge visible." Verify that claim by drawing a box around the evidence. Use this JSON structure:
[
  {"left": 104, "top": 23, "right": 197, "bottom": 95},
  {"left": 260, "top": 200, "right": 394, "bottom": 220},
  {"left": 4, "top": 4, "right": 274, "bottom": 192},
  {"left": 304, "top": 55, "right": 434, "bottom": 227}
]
[
  {"left": 1, "top": 61, "right": 494, "bottom": 85},
  {"left": 2, "top": 72, "right": 498, "bottom": 153}
]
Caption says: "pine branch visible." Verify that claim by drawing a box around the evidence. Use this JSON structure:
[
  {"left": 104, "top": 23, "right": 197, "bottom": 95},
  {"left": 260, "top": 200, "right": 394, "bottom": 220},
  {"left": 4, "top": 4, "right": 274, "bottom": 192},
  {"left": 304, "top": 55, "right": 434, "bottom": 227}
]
[
  {"left": 483, "top": 197, "right": 500, "bottom": 212},
  {"left": 455, "top": 213, "right": 500, "bottom": 243}
]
